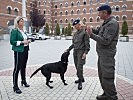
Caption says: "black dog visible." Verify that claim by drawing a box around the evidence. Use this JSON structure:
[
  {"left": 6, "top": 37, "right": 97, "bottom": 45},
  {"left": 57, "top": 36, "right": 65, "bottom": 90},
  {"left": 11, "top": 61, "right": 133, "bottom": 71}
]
[{"left": 30, "top": 51, "right": 70, "bottom": 89}]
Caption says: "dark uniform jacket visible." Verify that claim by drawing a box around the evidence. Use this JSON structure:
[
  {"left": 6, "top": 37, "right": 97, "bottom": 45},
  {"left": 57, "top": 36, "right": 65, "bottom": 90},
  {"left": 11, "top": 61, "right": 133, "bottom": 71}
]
[
  {"left": 90, "top": 16, "right": 119, "bottom": 56},
  {"left": 68, "top": 29, "right": 90, "bottom": 54}
]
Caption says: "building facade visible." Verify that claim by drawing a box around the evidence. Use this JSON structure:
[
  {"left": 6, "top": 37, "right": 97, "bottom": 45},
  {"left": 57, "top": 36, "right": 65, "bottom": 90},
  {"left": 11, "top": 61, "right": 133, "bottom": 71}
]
[{"left": 0, "top": 0, "right": 133, "bottom": 34}]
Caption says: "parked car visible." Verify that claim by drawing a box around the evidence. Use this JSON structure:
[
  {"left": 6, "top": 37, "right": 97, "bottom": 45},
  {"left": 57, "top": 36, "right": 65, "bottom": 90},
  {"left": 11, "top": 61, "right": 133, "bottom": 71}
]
[
  {"left": 26, "top": 32, "right": 36, "bottom": 42},
  {"left": 36, "top": 33, "right": 50, "bottom": 40}
]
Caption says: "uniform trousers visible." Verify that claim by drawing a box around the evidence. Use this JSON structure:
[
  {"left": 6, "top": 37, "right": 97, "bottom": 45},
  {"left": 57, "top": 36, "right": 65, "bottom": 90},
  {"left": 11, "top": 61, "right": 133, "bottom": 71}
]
[
  {"left": 13, "top": 46, "right": 29, "bottom": 87},
  {"left": 73, "top": 49, "right": 85, "bottom": 80},
  {"left": 98, "top": 55, "right": 118, "bottom": 100}
]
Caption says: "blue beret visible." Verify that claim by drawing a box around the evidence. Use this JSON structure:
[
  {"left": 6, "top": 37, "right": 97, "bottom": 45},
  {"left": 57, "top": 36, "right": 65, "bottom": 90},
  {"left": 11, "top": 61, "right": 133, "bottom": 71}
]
[
  {"left": 72, "top": 19, "right": 80, "bottom": 26},
  {"left": 98, "top": 5, "right": 111, "bottom": 11}
]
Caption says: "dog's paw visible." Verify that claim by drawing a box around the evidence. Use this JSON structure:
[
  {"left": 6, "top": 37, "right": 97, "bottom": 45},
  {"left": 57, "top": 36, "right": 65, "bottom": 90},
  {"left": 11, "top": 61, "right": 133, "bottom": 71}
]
[
  {"left": 64, "top": 83, "right": 68, "bottom": 85},
  {"left": 49, "top": 86, "right": 53, "bottom": 89},
  {"left": 49, "top": 81, "right": 53, "bottom": 83}
]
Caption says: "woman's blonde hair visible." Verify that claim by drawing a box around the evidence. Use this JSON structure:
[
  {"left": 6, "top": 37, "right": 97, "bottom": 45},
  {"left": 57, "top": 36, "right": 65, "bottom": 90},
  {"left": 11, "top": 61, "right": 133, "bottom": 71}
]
[{"left": 14, "top": 16, "right": 23, "bottom": 28}]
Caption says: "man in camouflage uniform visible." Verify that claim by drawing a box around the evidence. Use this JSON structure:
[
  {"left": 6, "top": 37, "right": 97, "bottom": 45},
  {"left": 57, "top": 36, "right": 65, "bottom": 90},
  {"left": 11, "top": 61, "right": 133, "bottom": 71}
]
[
  {"left": 67, "top": 19, "right": 90, "bottom": 90},
  {"left": 87, "top": 5, "right": 119, "bottom": 100}
]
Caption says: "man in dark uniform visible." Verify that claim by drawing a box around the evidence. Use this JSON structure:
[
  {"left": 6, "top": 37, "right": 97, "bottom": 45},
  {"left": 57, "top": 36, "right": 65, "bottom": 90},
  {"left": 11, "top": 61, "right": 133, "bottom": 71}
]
[
  {"left": 66, "top": 19, "right": 90, "bottom": 90},
  {"left": 87, "top": 5, "right": 119, "bottom": 100}
]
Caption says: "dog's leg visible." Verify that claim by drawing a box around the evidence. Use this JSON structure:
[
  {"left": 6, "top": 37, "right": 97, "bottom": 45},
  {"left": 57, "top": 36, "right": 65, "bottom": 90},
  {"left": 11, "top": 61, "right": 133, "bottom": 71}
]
[
  {"left": 60, "top": 73, "right": 68, "bottom": 85},
  {"left": 46, "top": 74, "right": 53, "bottom": 89}
]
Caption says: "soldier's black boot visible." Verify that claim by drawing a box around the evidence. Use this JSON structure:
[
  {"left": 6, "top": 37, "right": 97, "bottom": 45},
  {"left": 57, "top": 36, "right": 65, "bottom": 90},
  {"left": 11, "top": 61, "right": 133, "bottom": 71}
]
[
  {"left": 78, "top": 79, "right": 82, "bottom": 90},
  {"left": 75, "top": 78, "right": 85, "bottom": 84}
]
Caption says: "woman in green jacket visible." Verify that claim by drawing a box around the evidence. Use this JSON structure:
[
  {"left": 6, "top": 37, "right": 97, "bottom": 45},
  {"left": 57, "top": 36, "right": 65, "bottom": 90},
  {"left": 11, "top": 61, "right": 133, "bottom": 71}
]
[{"left": 10, "top": 16, "right": 31, "bottom": 94}]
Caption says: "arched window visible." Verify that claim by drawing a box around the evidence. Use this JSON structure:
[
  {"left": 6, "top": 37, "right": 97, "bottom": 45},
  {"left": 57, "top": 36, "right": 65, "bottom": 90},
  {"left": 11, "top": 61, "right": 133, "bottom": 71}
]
[
  {"left": 122, "top": 4, "right": 127, "bottom": 11},
  {"left": 116, "top": 6, "right": 120, "bottom": 11},
  {"left": 14, "top": 9, "right": 18, "bottom": 15},
  {"left": 55, "top": 5, "right": 57, "bottom": 8},
  {"left": 83, "top": 18, "right": 86, "bottom": 24},
  {"left": 44, "top": 10, "right": 46, "bottom": 14},
  {"left": 111, "top": 6, "right": 115, "bottom": 12},
  {"left": 65, "top": 2, "right": 68, "bottom": 7},
  {"left": 77, "top": 1, "right": 80, "bottom": 7},
  {"left": 83, "top": 9, "right": 86, "bottom": 14},
  {"left": 89, "top": 8, "right": 93, "bottom": 13},
  {"left": 60, "top": 12, "right": 62, "bottom": 16},
  {"left": 60, "top": 3, "right": 62, "bottom": 8},
  {"left": 7, "top": 7, "right": 12, "bottom": 14},
  {"left": 116, "top": 16, "right": 119, "bottom": 21},
  {"left": 38, "top": 9, "right": 41, "bottom": 14},
  {"left": 89, "top": 17, "right": 93, "bottom": 22},
  {"left": 65, "top": 11, "right": 68, "bottom": 15},
  {"left": 71, "top": 2, "right": 74, "bottom": 7},
  {"left": 77, "top": 9, "right": 80, "bottom": 14},
  {"left": 65, "top": 19, "right": 68, "bottom": 23},
  {"left": 71, "top": 19, "right": 74, "bottom": 23},
  {"left": 71, "top": 10, "right": 74, "bottom": 15},
  {"left": 60, "top": 20, "right": 63, "bottom": 23},
  {"left": 96, "top": 17, "right": 100, "bottom": 22},
  {"left": 90, "top": 0, "right": 93, "bottom": 4},
  {"left": 55, "top": 12, "right": 57, "bottom": 16},
  {"left": 83, "top": 0, "right": 86, "bottom": 5},
  {"left": 55, "top": 20, "right": 57, "bottom": 23},
  {"left": 96, "top": 0, "right": 100, "bottom": 3},
  {"left": 122, "top": 15, "right": 127, "bottom": 20}
]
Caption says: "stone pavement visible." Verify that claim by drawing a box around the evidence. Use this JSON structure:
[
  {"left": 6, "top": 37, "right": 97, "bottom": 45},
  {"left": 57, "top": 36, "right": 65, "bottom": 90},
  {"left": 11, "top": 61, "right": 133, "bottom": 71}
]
[{"left": 0, "top": 65, "right": 133, "bottom": 100}]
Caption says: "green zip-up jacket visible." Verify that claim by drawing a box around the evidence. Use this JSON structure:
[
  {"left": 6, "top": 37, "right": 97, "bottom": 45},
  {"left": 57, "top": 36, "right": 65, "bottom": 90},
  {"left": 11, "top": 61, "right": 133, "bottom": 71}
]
[
  {"left": 68, "top": 29, "right": 90, "bottom": 54},
  {"left": 10, "top": 28, "right": 25, "bottom": 52}
]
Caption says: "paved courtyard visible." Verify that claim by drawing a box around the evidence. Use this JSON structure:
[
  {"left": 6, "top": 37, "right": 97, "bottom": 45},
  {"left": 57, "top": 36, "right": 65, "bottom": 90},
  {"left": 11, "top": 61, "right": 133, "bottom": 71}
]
[{"left": 0, "top": 38, "right": 133, "bottom": 100}]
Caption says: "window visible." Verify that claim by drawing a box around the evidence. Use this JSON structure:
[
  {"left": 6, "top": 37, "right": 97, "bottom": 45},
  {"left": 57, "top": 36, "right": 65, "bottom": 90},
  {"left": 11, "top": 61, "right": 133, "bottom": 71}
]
[
  {"left": 122, "top": 4, "right": 127, "bottom": 11},
  {"left": 71, "top": 10, "right": 74, "bottom": 15},
  {"left": 77, "top": 1, "right": 80, "bottom": 7},
  {"left": 65, "top": 11, "right": 68, "bottom": 15},
  {"left": 90, "top": 0, "right": 93, "bottom": 4},
  {"left": 96, "top": 0, "right": 100, "bottom": 3},
  {"left": 14, "top": 9, "right": 18, "bottom": 15},
  {"left": 96, "top": 17, "right": 100, "bottom": 22},
  {"left": 55, "top": 12, "right": 57, "bottom": 16},
  {"left": 83, "top": 9, "right": 86, "bottom": 14},
  {"left": 77, "top": 10, "right": 80, "bottom": 14},
  {"left": 71, "top": 2, "right": 74, "bottom": 7},
  {"left": 83, "top": 18, "right": 86, "bottom": 24},
  {"left": 55, "top": 20, "right": 57, "bottom": 23},
  {"left": 83, "top": 0, "right": 86, "bottom": 5},
  {"left": 89, "top": 8, "right": 93, "bottom": 13},
  {"left": 60, "top": 12, "right": 62, "bottom": 16},
  {"left": 44, "top": 10, "right": 46, "bottom": 14},
  {"left": 89, "top": 17, "right": 93, "bottom": 22},
  {"left": 116, "top": 6, "right": 120, "bottom": 11},
  {"left": 116, "top": 16, "right": 119, "bottom": 21},
  {"left": 65, "top": 2, "right": 68, "bottom": 7},
  {"left": 65, "top": 19, "right": 68, "bottom": 23},
  {"left": 71, "top": 19, "right": 74, "bottom": 23},
  {"left": 111, "top": 6, "right": 115, "bottom": 12},
  {"left": 122, "top": 15, "right": 127, "bottom": 20},
  {"left": 55, "top": 5, "right": 57, "bottom": 8},
  {"left": 60, "top": 3, "right": 62, "bottom": 8},
  {"left": 7, "top": 7, "right": 11, "bottom": 14},
  {"left": 60, "top": 20, "right": 63, "bottom": 23}
]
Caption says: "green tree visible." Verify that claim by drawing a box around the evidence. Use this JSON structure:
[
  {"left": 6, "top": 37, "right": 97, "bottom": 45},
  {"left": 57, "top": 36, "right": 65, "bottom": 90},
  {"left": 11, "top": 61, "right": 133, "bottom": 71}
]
[
  {"left": 45, "top": 23, "right": 49, "bottom": 35},
  {"left": 62, "top": 27, "right": 65, "bottom": 35},
  {"left": 65, "top": 27, "right": 68, "bottom": 36},
  {"left": 67, "top": 23, "right": 72, "bottom": 36},
  {"left": 121, "top": 20, "right": 128, "bottom": 36},
  {"left": 55, "top": 23, "right": 60, "bottom": 36}
]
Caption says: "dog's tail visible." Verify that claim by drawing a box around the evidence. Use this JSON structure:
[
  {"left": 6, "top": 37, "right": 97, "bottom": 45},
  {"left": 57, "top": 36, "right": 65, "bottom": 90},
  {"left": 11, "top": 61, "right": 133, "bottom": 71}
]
[{"left": 30, "top": 67, "right": 42, "bottom": 78}]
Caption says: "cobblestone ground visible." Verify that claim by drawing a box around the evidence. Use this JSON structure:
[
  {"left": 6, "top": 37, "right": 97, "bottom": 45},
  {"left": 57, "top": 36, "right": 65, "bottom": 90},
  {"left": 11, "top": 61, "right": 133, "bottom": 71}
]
[{"left": 0, "top": 65, "right": 133, "bottom": 100}]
